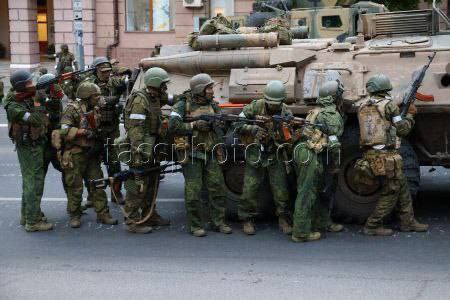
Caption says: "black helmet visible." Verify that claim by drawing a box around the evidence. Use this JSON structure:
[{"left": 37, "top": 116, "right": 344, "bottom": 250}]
[{"left": 10, "top": 70, "right": 33, "bottom": 92}]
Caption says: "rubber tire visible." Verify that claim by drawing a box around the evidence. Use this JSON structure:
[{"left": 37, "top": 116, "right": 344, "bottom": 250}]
[
  {"left": 247, "top": 12, "right": 276, "bottom": 27},
  {"left": 333, "top": 125, "right": 420, "bottom": 224}
]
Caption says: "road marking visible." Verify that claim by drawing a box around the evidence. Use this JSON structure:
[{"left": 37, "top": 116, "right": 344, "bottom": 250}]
[{"left": 0, "top": 197, "right": 184, "bottom": 202}]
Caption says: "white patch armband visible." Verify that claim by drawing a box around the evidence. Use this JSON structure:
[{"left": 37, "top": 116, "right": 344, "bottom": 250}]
[
  {"left": 329, "top": 135, "right": 338, "bottom": 142},
  {"left": 129, "top": 114, "right": 146, "bottom": 120},
  {"left": 392, "top": 115, "right": 402, "bottom": 123},
  {"left": 61, "top": 124, "right": 70, "bottom": 130},
  {"left": 22, "top": 112, "right": 31, "bottom": 121},
  {"left": 170, "top": 111, "right": 182, "bottom": 119},
  {"left": 238, "top": 112, "right": 246, "bottom": 118}
]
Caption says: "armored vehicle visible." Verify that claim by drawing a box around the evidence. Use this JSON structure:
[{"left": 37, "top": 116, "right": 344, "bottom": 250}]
[{"left": 132, "top": 1, "right": 450, "bottom": 221}]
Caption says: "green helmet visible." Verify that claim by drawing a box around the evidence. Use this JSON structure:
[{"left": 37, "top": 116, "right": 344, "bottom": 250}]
[
  {"left": 37, "top": 73, "right": 56, "bottom": 88},
  {"left": 366, "top": 74, "right": 392, "bottom": 94},
  {"left": 263, "top": 80, "right": 286, "bottom": 104},
  {"left": 190, "top": 73, "right": 214, "bottom": 96},
  {"left": 76, "top": 82, "right": 101, "bottom": 99},
  {"left": 92, "top": 56, "right": 112, "bottom": 70},
  {"left": 319, "top": 80, "right": 344, "bottom": 99},
  {"left": 144, "top": 67, "right": 170, "bottom": 88},
  {"left": 10, "top": 70, "right": 33, "bottom": 92}
]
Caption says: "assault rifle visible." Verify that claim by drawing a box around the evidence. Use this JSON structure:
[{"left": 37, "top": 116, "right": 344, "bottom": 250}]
[
  {"left": 271, "top": 115, "right": 323, "bottom": 128},
  {"left": 89, "top": 162, "right": 180, "bottom": 190},
  {"left": 184, "top": 113, "right": 265, "bottom": 126},
  {"left": 400, "top": 52, "right": 436, "bottom": 118},
  {"left": 35, "top": 67, "right": 96, "bottom": 90}
]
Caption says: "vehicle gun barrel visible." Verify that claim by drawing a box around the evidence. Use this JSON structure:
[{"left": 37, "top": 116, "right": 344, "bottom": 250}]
[{"left": 194, "top": 33, "right": 279, "bottom": 51}]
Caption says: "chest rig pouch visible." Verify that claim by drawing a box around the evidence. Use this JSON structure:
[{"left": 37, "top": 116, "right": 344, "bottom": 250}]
[{"left": 303, "top": 107, "right": 328, "bottom": 153}]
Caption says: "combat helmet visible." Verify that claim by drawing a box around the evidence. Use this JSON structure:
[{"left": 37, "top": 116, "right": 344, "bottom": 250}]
[
  {"left": 263, "top": 80, "right": 286, "bottom": 104},
  {"left": 190, "top": 73, "right": 214, "bottom": 96},
  {"left": 144, "top": 67, "right": 170, "bottom": 89},
  {"left": 366, "top": 74, "right": 392, "bottom": 94},
  {"left": 10, "top": 70, "right": 33, "bottom": 92},
  {"left": 37, "top": 73, "right": 56, "bottom": 89},
  {"left": 76, "top": 82, "right": 101, "bottom": 100},
  {"left": 319, "top": 80, "right": 344, "bottom": 99},
  {"left": 92, "top": 56, "right": 112, "bottom": 70}
]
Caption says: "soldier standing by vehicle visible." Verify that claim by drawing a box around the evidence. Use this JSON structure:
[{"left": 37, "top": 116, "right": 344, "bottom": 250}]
[
  {"left": 234, "top": 80, "right": 293, "bottom": 236},
  {"left": 121, "top": 67, "right": 171, "bottom": 233},
  {"left": 356, "top": 74, "right": 428, "bottom": 236},
  {"left": 55, "top": 44, "right": 78, "bottom": 75},
  {"left": 169, "top": 73, "right": 232, "bottom": 237},
  {"left": 59, "top": 82, "right": 118, "bottom": 228},
  {"left": 83, "top": 56, "right": 128, "bottom": 205},
  {"left": 3, "top": 70, "right": 53, "bottom": 232},
  {"left": 291, "top": 80, "right": 345, "bottom": 243}
]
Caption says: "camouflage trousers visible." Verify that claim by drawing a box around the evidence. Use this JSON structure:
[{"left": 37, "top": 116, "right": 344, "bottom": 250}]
[
  {"left": 292, "top": 145, "right": 332, "bottom": 238},
  {"left": 366, "top": 171, "right": 415, "bottom": 228},
  {"left": 63, "top": 152, "right": 109, "bottom": 217},
  {"left": 239, "top": 160, "right": 290, "bottom": 221},
  {"left": 182, "top": 157, "right": 226, "bottom": 232},
  {"left": 101, "top": 125, "right": 121, "bottom": 177},
  {"left": 17, "top": 142, "right": 46, "bottom": 225},
  {"left": 124, "top": 169, "right": 160, "bottom": 223}
]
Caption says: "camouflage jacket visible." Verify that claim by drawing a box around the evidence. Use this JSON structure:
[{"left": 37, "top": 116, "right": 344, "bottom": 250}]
[
  {"left": 56, "top": 52, "right": 75, "bottom": 74},
  {"left": 123, "top": 88, "right": 164, "bottom": 168},
  {"left": 35, "top": 84, "right": 64, "bottom": 134},
  {"left": 3, "top": 89, "right": 47, "bottom": 145}
]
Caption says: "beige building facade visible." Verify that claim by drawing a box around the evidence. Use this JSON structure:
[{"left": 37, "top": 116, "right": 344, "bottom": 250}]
[{"left": 1, "top": 0, "right": 447, "bottom": 71}]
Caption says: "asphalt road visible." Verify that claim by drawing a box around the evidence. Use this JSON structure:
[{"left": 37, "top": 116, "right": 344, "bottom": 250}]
[{"left": 1, "top": 111, "right": 450, "bottom": 299}]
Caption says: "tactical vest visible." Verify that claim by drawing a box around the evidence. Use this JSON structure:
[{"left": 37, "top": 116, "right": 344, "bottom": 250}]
[
  {"left": 63, "top": 100, "right": 99, "bottom": 151},
  {"left": 124, "top": 90, "right": 161, "bottom": 136},
  {"left": 302, "top": 107, "right": 329, "bottom": 153},
  {"left": 6, "top": 97, "right": 46, "bottom": 145},
  {"left": 358, "top": 97, "right": 399, "bottom": 149}
]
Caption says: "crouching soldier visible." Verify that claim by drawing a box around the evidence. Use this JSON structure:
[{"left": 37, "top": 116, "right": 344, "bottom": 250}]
[
  {"left": 3, "top": 70, "right": 53, "bottom": 232},
  {"left": 291, "top": 80, "right": 345, "bottom": 243},
  {"left": 59, "top": 82, "right": 118, "bottom": 228},
  {"left": 356, "top": 74, "right": 428, "bottom": 236},
  {"left": 121, "top": 67, "right": 171, "bottom": 233},
  {"left": 169, "top": 73, "right": 232, "bottom": 237}
]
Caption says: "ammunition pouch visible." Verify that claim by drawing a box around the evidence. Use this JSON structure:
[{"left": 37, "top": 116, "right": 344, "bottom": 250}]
[
  {"left": 353, "top": 158, "right": 377, "bottom": 186},
  {"left": 302, "top": 126, "right": 327, "bottom": 153},
  {"left": 9, "top": 122, "right": 43, "bottom": 144},
  {"left": 173, "top": 136, "right": 190, "bottom": 165},
  {"left": 99, "top": 105, "right": 116, "bottom": 126},
  {"left": 364, "top": 150, "right": 403, "bottom": 179}
]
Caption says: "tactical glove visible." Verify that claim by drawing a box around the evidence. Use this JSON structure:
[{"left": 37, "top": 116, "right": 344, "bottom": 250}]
[
  {"left": 249, "top": 125, "right": 268, "bottom": 140},
  {"left": 408, "top": 104, "right": 417, "bottom": 116},
  {"left": 194, "top": 120, "right": 211, "bottom": 132}
]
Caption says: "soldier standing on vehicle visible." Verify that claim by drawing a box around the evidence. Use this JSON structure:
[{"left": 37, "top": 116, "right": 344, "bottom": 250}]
[
  {"left": 234, "top": 80, "right": 293, "bottom": 236},
  {"left": 169, "top": 73, "right": 232, "bottom": 237},
  {"left": 121, "top": 67, "right": 172, "bottom": 233},
  {"left": 55, "top": 44, "right": 78, "bottom": 75},
  {"left": 291, "top": 80, "right": 345, "bottom": 243},
  {"left": 83, "top": 57, "right": 128, "bottom": 205},
  {"left": 356, "top": 74, "right": 428, "bottom": 236},
  {"left": 59, "top": 82, "right": 118, "bottom": 228},
  {"left": 3, "top": 70, "right": 53, "bottom": 232}
]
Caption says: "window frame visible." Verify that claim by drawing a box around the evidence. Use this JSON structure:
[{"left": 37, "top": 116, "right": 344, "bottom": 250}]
[{"left": 125, "top": 0, "right": 174, "bottom": 33}]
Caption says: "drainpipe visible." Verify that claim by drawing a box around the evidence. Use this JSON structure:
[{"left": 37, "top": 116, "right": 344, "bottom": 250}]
[{"left": 106, "top": 0, "right": 119, "bottom": 59}]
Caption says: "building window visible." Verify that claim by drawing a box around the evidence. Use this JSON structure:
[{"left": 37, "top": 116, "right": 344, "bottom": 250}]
[
  {"left": 322, "top": 15, "right": 342, "bottom": 28},
  {"left": 126, "top": 0, "right": 175, "bottom": 32}
]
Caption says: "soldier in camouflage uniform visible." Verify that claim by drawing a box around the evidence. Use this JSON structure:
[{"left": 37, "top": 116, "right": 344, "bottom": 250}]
[
  {"left": 83, "top": 57, "right": 128, "bottom": 204},
  {"left": 60, "top": 82, "right": 118, "bottom": 228},
  {"left": 291, "top": 80, "right": 345, "bottom": 243},
  {"left": 35, "top": 74, "right": 65, "bottom": 176},
  {"left": 56, "top": 44, "right": 78, "bottom": 75},
  {"left": 169, "top": 73, "right": 232, "bottom": 237},
  {"left": 121, "top": 67, "right": 172, "bottom": 233},
  {"left": 356, "top": 74, "right": 428, "bottom": 236},
  {"left": 0, "top": 76, "right": 4, "bottom": 104},
  {"left": 3, "top": 70, "right": 53, "bottom": 232},
  {"left": 259, "top": 17, "right": 292, "bottom": 45},
  {"left": 234, "top": 80, "right": 293, "bottom": 235}
]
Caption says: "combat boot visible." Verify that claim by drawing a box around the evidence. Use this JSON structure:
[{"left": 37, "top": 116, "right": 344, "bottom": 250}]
[
  {"left": 127, "top": 224, "right": 153, "bottom": 234},
  {"left": 97, "top": 212, "right": 118, "bottom": 225},
  {"left": 70, "top": 216, "right": 81, "bottom": 228},
  {"left": 278, "top": 216, "right": 293, "bottom": 235},
  {"left": 213, "top": 224, "right": 233, "bottom": 234},
  {"left": 242, "top": 220, "right": 256, "bottom": 235},
  {"left": 25, "top": 221, "right": 54, "bottom": 232},
  {"left": 400, "top": 220, "right": 429, "bottom": 232},
  {"left": 24, "top": 212, "right": 48, "bottom": 225},
  {"left": 327, "top": 223, "right": 344, "bottom": 233},
  {"left": 291, "top": 232, "right": 321, "bottom": 243},
  {"left": 144, "top": 211, "right": 171, "bottom": 226},
  {"left": 191, "top": 228, "right": 207, "bottom": 237},
  {"left": 363, "top": 226, "right": 393, "bottom": 236}
]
